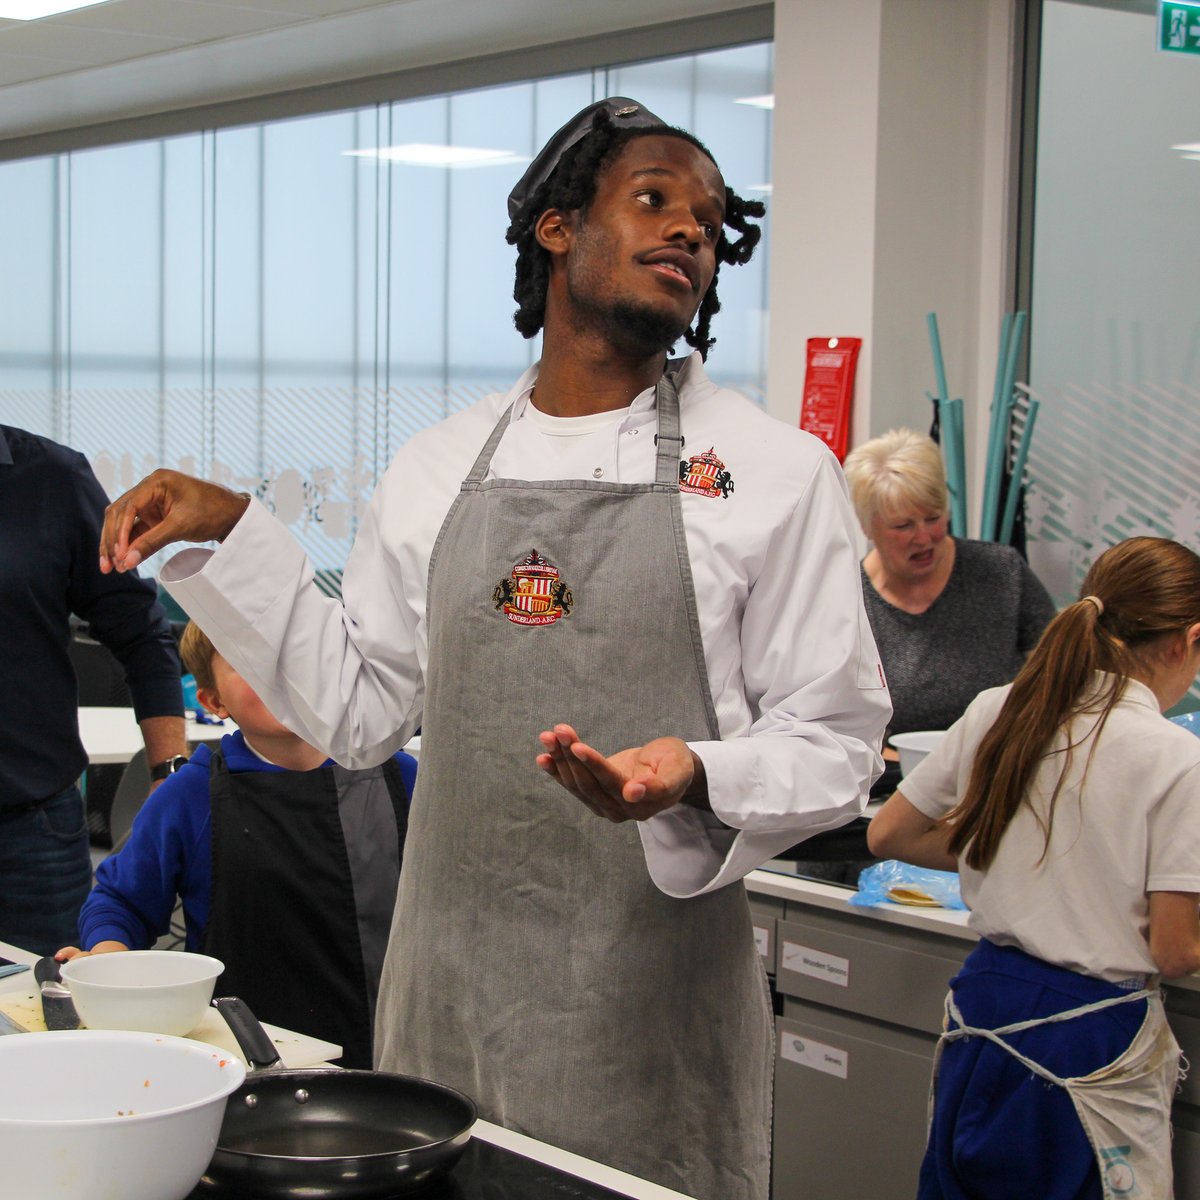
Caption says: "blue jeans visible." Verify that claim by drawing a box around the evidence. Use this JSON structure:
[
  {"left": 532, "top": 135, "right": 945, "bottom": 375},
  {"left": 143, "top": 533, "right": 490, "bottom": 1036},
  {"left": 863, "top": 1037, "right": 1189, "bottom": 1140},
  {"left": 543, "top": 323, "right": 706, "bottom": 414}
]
[{"left": 0, "top": 785, "right": 93, "bottom": 956}]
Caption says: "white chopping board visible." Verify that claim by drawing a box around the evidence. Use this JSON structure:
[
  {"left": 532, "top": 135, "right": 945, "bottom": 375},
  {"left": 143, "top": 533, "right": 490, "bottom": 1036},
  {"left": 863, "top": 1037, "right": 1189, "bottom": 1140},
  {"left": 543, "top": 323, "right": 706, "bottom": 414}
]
[{"left": 0, "top": 987, "right": 341, "bottom": 1068}]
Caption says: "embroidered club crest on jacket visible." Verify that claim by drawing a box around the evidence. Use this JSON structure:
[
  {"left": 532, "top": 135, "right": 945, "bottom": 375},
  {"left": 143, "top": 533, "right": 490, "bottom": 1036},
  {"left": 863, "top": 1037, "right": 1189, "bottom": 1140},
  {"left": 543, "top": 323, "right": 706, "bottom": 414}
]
[
  {"left": 679, "top": 448, "right": 734, "bottom": 499},
  {"left": 492, "top": 549, "right": 574, "bottom": 627}
]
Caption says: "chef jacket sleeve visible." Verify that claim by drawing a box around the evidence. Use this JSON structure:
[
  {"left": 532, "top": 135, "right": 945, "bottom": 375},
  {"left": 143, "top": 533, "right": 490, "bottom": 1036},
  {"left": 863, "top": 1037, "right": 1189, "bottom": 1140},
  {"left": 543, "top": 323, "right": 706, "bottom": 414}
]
[
  {"left": 638, "top": 450, "right": 891, "bottom": 898},
  {"left": 160, "top": 468, "right": 428, "bottom": 768}
]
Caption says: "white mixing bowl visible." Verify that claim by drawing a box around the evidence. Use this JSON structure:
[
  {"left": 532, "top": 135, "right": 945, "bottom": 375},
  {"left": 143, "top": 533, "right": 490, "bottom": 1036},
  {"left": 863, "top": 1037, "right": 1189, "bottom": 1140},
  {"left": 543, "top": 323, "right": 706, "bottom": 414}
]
[
  {"left": 61, "top": 950, "right": 224, "bottom": 1036},
  {"left": 889, "top": 730, "right": 947, "bottom": 777},
  {"left": 0, "top": 1029, "right": 245, "bottom": 1200}
]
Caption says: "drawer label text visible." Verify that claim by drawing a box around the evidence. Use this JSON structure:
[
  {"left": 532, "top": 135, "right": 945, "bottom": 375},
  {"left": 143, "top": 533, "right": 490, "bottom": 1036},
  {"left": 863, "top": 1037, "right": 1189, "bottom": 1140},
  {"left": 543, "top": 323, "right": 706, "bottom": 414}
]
[
  {"left": 781, "top": 940, "right": 850, "bottom": 987},
  {"left": 753, "top": 924, "right": 770, "bottom": 959},
  {"left": 780, "top": 1031, "right": 849, "bottom": 1079}
]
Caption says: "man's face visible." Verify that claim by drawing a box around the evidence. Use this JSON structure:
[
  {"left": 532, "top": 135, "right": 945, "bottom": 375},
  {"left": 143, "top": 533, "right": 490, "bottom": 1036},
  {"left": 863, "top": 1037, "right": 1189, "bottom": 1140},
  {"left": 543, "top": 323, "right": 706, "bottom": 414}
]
[{"left": 560, "top": 134, "right": 726, "bottom": 357}]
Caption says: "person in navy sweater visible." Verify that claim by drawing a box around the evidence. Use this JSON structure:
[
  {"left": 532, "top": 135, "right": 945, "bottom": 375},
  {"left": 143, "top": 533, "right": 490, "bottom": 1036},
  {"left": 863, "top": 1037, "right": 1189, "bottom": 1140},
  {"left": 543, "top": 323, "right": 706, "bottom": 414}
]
[{"left": 57, "top": 621, "right": 416, "bottom": 1068}]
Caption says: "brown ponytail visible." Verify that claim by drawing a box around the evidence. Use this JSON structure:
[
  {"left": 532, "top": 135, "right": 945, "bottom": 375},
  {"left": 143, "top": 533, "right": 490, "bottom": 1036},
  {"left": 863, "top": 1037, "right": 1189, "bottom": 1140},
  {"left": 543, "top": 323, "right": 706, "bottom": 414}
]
[{"left": 944, "top": 537, "right": 1200, "bottom": 870}]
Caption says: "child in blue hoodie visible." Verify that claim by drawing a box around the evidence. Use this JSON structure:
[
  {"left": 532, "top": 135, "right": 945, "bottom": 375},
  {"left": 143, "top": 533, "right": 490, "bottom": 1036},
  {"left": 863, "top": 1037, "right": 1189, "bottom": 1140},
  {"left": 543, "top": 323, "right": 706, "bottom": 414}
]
[{"left": 58, "top": 621, "right": 416, "bottom": 1068}]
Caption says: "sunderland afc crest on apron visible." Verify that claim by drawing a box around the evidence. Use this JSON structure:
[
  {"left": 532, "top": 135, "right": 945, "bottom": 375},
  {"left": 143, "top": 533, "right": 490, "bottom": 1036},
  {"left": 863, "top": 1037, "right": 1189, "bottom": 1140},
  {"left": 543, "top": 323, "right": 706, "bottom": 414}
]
[{"left": 373, "top": 367, "right": 773, "bottom": 1200}]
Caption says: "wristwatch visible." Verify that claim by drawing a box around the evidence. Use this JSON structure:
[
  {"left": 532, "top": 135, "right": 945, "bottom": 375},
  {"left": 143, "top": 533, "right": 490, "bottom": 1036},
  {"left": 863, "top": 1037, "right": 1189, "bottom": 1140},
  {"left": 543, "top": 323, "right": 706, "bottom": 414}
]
[{"left": 150, "top": 755, "right": 190, "bottom": 782}]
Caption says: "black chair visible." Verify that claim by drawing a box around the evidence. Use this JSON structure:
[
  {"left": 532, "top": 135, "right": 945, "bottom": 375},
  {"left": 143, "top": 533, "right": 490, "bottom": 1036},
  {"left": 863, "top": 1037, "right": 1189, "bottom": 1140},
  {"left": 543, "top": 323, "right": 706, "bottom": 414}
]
[
  {"left": 69, "top": 634, "right": 132, "bottom": 707},
  {"left": 70, "top": 634, "right": 132, "bottom": 846},
  {"left": 106, "top": 749, "right": 150, "bottom": 855}
]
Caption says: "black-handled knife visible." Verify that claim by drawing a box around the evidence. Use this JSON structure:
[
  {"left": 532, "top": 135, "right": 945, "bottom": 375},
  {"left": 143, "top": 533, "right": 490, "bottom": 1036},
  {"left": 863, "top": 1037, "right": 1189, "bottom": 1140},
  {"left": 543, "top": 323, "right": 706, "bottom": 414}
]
[{"left": 34, "top": 957, "right": 81, "bottom": 1031}]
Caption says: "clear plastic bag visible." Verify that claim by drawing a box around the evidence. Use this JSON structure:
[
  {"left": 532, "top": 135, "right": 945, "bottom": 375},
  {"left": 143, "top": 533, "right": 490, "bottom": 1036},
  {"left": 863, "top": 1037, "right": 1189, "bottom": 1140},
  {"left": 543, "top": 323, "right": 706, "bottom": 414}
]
[
  {"left": 1169, "top": 711, "right": 1200, "bottom": 738},
  {"left": 849, "top": 860, "right": 966, "bottom": 910}
]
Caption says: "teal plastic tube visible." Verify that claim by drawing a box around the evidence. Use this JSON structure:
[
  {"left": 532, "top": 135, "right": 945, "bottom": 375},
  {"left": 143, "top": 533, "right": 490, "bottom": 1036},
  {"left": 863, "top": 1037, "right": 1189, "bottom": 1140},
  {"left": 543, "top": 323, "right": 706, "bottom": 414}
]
[
  {"left": 998, "top": 396, "right": 1039, "bottom": 545},
  {"left": 980, "top": 313, "right": 1013, "bottom": 540}
]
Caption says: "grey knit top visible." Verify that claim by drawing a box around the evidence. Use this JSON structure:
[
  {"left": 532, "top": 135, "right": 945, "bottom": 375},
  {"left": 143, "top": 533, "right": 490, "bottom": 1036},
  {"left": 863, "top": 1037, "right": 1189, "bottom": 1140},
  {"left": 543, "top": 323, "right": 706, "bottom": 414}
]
[{"left": 861, "top": 539, "right": 1057, "bottom": 739}]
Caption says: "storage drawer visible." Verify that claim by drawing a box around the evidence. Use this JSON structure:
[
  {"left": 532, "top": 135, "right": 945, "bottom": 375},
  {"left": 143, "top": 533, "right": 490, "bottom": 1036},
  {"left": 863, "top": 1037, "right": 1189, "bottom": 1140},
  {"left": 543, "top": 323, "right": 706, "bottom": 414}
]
[
  {"left": 775, "top": 910, "right": 968, "bottom": 1035},
  {"left": 1173, "top": 1103, "right": 1200, "bottom": 1197},
  {"left": 748, "top": 894, "right": 784, "bottom": 972},
  {"left": 772, "top": 1004, "right": 935, "bottom": 1199}
]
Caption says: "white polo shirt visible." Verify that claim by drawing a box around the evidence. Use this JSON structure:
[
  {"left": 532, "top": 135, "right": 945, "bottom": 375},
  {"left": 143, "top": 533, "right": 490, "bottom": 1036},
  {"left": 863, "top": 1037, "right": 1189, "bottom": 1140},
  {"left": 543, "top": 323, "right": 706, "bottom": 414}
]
[{"left": 901, "top": 676, "right": 1200, "bottom": 981}]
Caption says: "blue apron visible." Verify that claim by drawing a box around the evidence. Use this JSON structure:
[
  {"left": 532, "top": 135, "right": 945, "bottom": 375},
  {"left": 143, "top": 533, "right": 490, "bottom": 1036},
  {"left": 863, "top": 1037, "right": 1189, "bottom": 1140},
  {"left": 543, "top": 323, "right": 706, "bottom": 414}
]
[{"left": 920, "top": 939, "right": 1153, "bottom": 1200}]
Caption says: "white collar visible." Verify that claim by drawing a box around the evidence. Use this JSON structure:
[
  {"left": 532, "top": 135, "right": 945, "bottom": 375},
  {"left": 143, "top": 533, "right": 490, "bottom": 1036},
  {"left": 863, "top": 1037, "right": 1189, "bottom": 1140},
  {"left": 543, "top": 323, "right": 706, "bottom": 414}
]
[{"left": 502, "top": 352, "right": 703, "bottom": 425}]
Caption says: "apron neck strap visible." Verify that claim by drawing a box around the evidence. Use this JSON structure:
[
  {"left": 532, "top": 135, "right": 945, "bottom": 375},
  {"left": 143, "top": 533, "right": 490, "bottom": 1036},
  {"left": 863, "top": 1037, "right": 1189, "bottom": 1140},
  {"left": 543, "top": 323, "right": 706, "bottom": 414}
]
[
  {"left": 652, "top": 366, "right": 684, "bottom": 487},
  {"left": 465, "top": 360, "right": 686, "bottom": 487},
  {"left": 465, "top": 404, "right": 514, "bottom": 485}
]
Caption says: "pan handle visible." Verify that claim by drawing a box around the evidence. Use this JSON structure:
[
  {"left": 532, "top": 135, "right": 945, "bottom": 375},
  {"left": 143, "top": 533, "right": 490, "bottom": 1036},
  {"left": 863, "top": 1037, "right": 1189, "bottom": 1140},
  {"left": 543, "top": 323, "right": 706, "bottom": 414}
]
[{"left": 212, "top": 996, "right": 284, "bottom": 1070}]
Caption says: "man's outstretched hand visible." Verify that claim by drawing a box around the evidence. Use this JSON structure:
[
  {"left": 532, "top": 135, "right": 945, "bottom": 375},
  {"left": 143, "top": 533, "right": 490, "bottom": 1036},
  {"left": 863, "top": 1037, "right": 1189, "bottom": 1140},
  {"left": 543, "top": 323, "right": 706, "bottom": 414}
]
[
  {"left": 536, "top": 723, "right": 709, "bottom": 822},
  {"left": 99, "top": 470, "right": 251, "bottom": 574}
]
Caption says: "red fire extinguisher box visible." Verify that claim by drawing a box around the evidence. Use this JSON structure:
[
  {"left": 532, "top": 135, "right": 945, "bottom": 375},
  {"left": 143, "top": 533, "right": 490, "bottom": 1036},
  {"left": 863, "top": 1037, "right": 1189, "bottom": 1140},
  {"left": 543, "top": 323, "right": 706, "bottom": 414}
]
[{"left": 799, "top": 337, "right": 862, "bottom": 462}]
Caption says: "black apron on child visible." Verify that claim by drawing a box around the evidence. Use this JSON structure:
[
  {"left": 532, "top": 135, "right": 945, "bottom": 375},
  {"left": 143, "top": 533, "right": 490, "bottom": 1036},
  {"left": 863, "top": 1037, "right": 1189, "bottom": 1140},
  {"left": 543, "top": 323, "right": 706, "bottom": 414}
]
[{"left": 203, "top": 749, "right": 408, "bottom": 1069}]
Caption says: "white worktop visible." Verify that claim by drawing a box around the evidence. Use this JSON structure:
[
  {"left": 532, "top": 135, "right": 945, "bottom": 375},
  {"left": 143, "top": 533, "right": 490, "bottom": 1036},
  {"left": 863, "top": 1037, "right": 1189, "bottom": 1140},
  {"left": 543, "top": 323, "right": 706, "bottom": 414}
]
[
  {"left": 745, "top": 866, "right": 1200, "bottom": 994},
  {"left": 79, "top": 706, "right": 238, "bottom": 765},
  {"left": 0, "top": 939, "right": 695, "bottom": 1199}
]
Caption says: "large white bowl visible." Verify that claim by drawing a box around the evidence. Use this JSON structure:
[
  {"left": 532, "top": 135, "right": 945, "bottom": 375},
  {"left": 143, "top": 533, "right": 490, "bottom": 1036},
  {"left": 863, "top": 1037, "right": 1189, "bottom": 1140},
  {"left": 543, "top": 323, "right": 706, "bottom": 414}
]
[
  {"left": 61, "top": 950, "right": 224, "bottom": 1036},
  {"left": 889, "top": 730, "right": 946, "bottom": 777},
  {"left": 0, "top": 1029, "right": 245, "bottom": 1200}
]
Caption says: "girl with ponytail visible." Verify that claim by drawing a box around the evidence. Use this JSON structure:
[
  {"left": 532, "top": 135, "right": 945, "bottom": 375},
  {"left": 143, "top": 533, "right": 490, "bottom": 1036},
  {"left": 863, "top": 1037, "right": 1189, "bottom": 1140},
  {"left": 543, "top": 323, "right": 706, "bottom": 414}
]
[{"left": 869, "top": 536, "right": 1200, "bottom": 1200}]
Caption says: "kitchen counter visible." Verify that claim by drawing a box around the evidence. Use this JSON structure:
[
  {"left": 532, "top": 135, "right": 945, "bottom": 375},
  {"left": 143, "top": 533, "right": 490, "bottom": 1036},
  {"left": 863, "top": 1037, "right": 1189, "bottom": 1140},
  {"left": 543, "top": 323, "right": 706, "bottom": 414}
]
[
  {"left": 189, "top": 1121, "right": 696, "bottom": 1200},
  {"left": 745, "top": 865, "right": 1200, "bottom": 993},
  {"left": 0, "top": 940, "right": 341, "bottom": 1066},
  {"left": 2, "top": 940, "right": 695, "bottom": 1200},
  {"left": 745, "top": 863, "right": 1200, "bottom": 1199}
]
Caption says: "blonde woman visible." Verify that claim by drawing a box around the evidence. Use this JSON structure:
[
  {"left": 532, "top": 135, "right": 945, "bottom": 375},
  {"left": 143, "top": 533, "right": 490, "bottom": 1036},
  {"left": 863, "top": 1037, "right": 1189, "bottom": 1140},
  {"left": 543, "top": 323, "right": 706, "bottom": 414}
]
[
  {"left": 844, "top": 429, "right": 1054, "bottom": 792},
  {"left": 868, "top": 537, "right": 1200, "bottom": 1199}
]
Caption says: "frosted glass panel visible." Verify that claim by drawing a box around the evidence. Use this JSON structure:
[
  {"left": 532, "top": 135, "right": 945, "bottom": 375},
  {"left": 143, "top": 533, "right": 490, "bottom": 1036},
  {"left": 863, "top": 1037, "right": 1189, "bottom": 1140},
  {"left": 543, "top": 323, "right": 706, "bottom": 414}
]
[
  {"left": 1027, "top": 2, "right": 1200, "bottom": 599},
  {"left": 0, "top": 156, "right": 56, "bottom": 424},
  {"left": 0, "top": 43, "right": 773, "bottom": 575}
]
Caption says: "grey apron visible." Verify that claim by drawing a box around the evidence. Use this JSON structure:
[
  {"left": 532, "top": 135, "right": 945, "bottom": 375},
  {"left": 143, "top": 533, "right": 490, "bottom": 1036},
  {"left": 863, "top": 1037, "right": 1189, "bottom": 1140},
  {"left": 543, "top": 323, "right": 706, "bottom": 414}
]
[{"left": 374, "top": 369, "right": 773, "bottom": 1200}]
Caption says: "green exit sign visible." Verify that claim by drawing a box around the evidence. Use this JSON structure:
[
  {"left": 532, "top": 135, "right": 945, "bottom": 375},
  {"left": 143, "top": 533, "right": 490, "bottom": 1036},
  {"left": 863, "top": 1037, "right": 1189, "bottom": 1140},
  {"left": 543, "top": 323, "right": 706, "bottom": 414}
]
[{"left": 1160, "top": 1, "right": 1200, "bottom": 55}]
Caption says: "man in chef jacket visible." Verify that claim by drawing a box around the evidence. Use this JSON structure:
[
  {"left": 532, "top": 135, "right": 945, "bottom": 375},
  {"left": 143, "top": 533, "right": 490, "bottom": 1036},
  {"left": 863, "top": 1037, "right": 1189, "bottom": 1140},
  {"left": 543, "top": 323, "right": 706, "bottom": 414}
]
[{"left": 99, "top": 98, "right": 889, "bottom": 1200}]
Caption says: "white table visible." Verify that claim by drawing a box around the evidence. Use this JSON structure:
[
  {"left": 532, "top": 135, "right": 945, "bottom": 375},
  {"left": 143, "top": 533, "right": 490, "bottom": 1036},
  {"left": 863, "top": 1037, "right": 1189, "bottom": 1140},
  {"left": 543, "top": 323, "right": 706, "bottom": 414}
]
[
  {"left": 0, "top": 940, "right": 36, "bottom": 999},
  {"left": 78, "top": 707, "right": 237, "bottom": 765}
]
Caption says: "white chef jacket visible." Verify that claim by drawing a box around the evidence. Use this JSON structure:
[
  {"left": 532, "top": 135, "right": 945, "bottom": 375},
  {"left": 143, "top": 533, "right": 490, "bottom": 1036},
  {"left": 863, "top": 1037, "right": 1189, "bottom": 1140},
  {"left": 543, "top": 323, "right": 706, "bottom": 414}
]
[{"left": 163, "top": 352, "right": 889, "bottom": 897}]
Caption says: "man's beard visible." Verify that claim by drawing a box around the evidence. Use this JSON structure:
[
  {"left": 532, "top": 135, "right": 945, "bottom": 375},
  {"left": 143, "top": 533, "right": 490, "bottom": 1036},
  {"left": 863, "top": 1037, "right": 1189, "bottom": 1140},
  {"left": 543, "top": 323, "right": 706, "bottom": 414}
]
[
  {"left": 565, "top": 232, "right": 694, "bottom": 357},
  {"left": 570, "top": 292, "right": 689, "bottom": 358}
]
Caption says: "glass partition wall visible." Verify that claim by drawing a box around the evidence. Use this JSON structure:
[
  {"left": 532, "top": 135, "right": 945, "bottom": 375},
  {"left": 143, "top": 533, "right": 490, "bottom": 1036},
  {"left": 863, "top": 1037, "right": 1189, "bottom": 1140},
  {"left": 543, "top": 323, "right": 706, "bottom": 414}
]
[
  {"left": 1022, "top": 0, "right": 1199, "bottom": 711},
  {"left": 0, "top": 45, "right": 773, "bottom": 576},
  {"left": 1024, "top": 4, "right": 1200, "bottom": 596}
]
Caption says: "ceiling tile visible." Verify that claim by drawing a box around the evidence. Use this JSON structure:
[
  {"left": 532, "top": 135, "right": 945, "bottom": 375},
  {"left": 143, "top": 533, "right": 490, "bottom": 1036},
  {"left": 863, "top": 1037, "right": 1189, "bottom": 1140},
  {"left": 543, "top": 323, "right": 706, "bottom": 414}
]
[
  {"left": 0, "top": 23, "right": 187, "bottom": 65},
  {"left": 182, "top": 0, "right": 412, "bottom": 15},
  {"left": 47, "top": 1, "right": 310, "bottom": 41},
  {"left": 0, "top": 50, "right": 81, "bottom": 85}
]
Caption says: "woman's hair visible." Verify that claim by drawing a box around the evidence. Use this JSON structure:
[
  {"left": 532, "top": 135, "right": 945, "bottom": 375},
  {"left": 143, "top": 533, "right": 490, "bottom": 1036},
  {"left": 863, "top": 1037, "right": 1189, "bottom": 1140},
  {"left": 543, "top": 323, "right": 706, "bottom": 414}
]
[
  {"left": 179, "top": 620, "right": 217, "bottom": 692},
  {"left": 504, "top": 107, "right": 765, "bottom": 359},
  {"left": 945, "top": 536, "right": 1200, "bottom": 870},
  {"left": 841, "top": 429, "right": 949, "bottom": 532}
]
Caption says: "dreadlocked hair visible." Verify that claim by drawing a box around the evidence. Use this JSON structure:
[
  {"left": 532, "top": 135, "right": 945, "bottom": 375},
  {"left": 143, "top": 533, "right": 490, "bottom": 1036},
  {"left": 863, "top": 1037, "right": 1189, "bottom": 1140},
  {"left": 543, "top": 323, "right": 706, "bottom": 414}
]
[{"left": 505, "top": 107, "right": 766, "bottom": 359}]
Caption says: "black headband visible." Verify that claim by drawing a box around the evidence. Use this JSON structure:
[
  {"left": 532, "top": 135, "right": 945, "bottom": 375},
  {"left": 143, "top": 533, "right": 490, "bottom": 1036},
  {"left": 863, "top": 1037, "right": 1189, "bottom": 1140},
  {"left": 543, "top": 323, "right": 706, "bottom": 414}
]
[{"left": 506, "top": 96, "right": 667, "bottom": 221}]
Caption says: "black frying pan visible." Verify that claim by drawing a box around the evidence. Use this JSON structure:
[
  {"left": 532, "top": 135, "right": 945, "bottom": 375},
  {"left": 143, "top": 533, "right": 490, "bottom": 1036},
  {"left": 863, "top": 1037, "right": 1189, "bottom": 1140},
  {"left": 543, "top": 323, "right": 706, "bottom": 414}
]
[{"left": 196, "top": 997, "right": 475, "bottom": 1198}]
